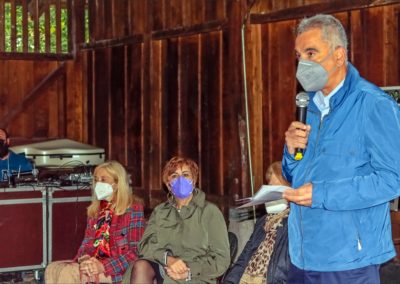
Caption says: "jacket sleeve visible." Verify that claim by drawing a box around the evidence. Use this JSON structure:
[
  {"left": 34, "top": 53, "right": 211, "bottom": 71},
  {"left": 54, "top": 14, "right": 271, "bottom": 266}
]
[
  {"left": 137, "top": 207, "right": 167, "bottom": 264},
  {"left": 101, "top": 204, "right": 145, "bottom": 277},
  {"left": 222, "top": 215, "right": 267, "bottom": 284},
  {"left": 282, "top": 145, "right": 297, "bottom": 184},
  {"left": 74, "top": 217, "right": 96, "bottom": 261},
  {"left": 312, "top": 98, "right": 400, "bottom": 210},
  {"left": 187, "top": 204, "right": 231, "bottom": 280}
]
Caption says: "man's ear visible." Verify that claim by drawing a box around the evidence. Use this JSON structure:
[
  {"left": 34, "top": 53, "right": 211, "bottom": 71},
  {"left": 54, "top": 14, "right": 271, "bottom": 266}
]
[{"left": 334, "top": 47, "right": 346, "bottom": 66}]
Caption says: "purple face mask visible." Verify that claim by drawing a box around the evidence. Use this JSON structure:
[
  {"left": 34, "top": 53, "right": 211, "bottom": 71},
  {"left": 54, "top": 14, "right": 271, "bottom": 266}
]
[{"left": 171, "top": 176, "right": 193, "bottom": 199}]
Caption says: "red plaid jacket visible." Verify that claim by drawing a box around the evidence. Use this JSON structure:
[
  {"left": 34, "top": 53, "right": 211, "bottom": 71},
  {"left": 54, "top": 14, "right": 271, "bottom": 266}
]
[{"left": 75, "top": 203, "right": 145, "bottom": 283}]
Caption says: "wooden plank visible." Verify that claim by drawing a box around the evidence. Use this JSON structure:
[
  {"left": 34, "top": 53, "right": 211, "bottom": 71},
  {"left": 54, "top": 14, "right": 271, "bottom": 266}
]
[
  {"left": 10, "top": 0, "right": 16, "bottom": 52},
  {"left": 88, "top": 0, "right": 96, "bottom": 43},
  {"left": 113, "top": 0, "right": 126, "bottom": 37},
  {"left": 193, "top": 0, "right": 205, "bottom": 25},
  {"left": 166, "top": 0, "right": 182, "bottom": 29},
  {"left": 151, "top": 0, "right": 165, "bottom": 31},
  {"left": 110, "top": 45, "right": 126, "bottom": 162},
  {"left": 67, "top": 0, "right": 75, "bottom": 53},
  {"left": 221, "top": 0, "right": 244, "bottom": 198},
  {"left": 250, "top": 0, "right": 400, "bottom": 24},
  {"left": 0, "top": 58, "right": 9, "bottom": 126},
  {"left": 383, "top": 4, "right": 400, "bottom": 85},
  {"left": 148, "top": 40, "right": 164, "bottom": 191},
  {"left": 0, "top": 0, "right": 4, "bottom": 51},
  {"left": 92, "top": 48, "right": 110, "bottom": 152},
  {"left": 44, "top": 0, "right": 51, "bottom": 52},
  {"left": 21, "top": 0, "right": 28, "bottom": 52},
  {"left": 163, "top": 38, "right": 179, "bottom": 157},
  {"left": 177, "top": 35, "right": 200, "bottom": 160},
  {"left": 349, "top": 10, "right": 365, "bottom": 69},
  {"left": 32, "top": 61, "right": 54, "bottom": 138},
  {"left": 79, "top": 34, "right": 144, "bottom": 50},
  {"left": 126, "top": 43, "right": 144, "bottom": 188},
  {"left": 91, "top": 0, "right": 104, "bottom": 41},
  {"left": 0, "top": 51, "right": 73, "bottom": 60},
  {"left": 205, "top": 0, "right": 226, "bottom": 21},
  {"left": 0, "top": 63, "right": 66, "bottom": 129},
  {"left": 56, "top": 61, "right": 66, "bottom": 138},
  {"left": 103, "top": 0, "right": 112, "bottom": 38},
  {"left": 266, "top": 20, "right": 297, "bottom": 164},
  {"left": 245, "top": 24, "right": 264, "bottom": 192},
  {"left": 56, "top": 0, "right": 62, "bottom": 53},
  {"left": 86, "top": 50, "right": 95, "bottom": 143},
  {"left": 152, "top": 19, "right": 227, "bottom": 40},
  {"left": 362, "top": 7, "right": 385, "bottom": 86},
  {"left": 33, "top": 0, "right": 40, "bottom": 52},
  {"left": 200, "top": 31, "right": 223, "bottom": 197}
]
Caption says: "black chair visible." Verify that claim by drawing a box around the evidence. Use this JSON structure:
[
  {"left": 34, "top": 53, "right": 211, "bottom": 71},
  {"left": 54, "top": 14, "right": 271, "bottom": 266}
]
[
  {"left": 228, "top": 231, "right": 238, "bottom": 263},
  {"left": 219, "top": 231, "right": 238, "bottom": 283}
]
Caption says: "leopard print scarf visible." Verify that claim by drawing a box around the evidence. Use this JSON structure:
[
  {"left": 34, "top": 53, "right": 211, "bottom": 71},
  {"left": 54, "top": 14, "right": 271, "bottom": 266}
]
[{"left": 241, "top": 208, "right": 289, "bottom": 283}]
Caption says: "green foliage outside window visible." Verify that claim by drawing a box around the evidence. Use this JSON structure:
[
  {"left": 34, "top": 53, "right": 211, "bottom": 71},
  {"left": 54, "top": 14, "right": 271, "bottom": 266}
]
[{"left": 3, "top": 2, "right": 69, "bottom": 53}]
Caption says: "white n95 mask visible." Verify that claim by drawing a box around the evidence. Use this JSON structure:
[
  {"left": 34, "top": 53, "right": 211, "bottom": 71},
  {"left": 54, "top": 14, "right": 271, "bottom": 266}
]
[
  {"left": 94, "top": 182, "right": 114, "bottom": 200},
  {"left": 265, "top": 199, "right": 288, "bottom": 214}
]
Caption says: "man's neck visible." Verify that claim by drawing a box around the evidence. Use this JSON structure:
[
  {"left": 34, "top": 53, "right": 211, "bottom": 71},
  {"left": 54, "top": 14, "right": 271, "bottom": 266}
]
[{"left": 322, "top": 64, "right": 347, "bottom": 96}]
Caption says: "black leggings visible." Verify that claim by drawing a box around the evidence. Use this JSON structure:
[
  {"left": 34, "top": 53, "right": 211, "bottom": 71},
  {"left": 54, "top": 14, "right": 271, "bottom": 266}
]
[{"left": 130, "top": 259, "right": 164, "bottom": 284}]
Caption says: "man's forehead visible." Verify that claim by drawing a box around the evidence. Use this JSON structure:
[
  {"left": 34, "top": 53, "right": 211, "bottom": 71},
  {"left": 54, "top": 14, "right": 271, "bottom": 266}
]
[{"left": 295, "top": 28, "right": 328, "bottom": 50}]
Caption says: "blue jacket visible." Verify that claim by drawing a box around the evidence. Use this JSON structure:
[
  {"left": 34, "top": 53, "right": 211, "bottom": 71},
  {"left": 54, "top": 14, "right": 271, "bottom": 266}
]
[
  {"left": 282, "top": 63, "right": 400, "bottom": 271},
  {"left": 0, "top": 151, "right": 33, "bottom": 180}
]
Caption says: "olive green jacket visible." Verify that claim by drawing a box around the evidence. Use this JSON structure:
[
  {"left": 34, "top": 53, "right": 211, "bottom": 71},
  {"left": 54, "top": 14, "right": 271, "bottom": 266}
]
[{"left": 139, "top": 189, "right": 230, "bottom": 283}]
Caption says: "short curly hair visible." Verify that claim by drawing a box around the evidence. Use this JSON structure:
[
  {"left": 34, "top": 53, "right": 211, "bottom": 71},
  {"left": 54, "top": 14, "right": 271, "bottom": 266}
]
[{"left": 162, "top": 156, "right": 199, "bottom": 187}]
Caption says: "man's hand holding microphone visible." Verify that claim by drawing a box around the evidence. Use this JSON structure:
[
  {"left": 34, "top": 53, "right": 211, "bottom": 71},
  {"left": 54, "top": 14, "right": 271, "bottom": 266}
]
[{"left": 283, "top": 92, "right": 313, "bottom": 207}]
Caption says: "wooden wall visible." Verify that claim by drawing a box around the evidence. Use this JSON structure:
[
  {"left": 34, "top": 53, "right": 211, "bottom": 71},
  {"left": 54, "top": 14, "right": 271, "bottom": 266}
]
[
  {"left": 84, "top": 0, "right": 246, "bottom": 215},
  {"left": 0, "top": 0, "right": 399, "bottom": 219}
]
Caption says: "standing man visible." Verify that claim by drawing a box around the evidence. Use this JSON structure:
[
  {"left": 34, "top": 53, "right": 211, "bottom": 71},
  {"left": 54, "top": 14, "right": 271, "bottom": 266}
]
[
  {"left": 282, "top": 14, "right": 400, "bottom": 283},
  {"left": 0, "top": 128, "right": 33, "bottom": 181}
]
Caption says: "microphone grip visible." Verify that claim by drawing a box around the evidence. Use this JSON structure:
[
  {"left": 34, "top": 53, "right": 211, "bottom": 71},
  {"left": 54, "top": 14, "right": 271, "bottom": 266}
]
[
  {"left": 295, "top": 106, "right": 308, "bottom": 161},
  {"left": 294, "top": 148, "right": 304, "bottom": 161}
]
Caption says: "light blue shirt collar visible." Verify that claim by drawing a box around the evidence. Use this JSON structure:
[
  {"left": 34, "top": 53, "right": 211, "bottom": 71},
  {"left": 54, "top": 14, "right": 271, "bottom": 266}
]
[{"left": 313, "top": 79, "right": 345, "bottom": 120}]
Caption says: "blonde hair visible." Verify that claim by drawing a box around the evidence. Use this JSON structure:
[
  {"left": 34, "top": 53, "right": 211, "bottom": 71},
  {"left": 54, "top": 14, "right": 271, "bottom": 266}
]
[
  {"left": 162, "top": 156, "right": 199, "bottom": 188},
  {"left": 87, "top": 160, "right": 140, "bottom": 217},
  {"left": 265, "top": 161, "right": 290, "bottom": 186}
]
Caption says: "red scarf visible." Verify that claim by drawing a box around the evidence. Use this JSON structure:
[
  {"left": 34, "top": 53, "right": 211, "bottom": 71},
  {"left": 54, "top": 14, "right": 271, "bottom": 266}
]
[{"left": 93, "top": 200, "right": 113, "bottom": 259}]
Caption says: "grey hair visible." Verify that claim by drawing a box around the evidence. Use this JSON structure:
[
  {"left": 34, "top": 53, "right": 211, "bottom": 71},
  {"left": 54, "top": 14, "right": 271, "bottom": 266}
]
[{"left": 296, "top": 14, "right": 348, "bottom": 54}]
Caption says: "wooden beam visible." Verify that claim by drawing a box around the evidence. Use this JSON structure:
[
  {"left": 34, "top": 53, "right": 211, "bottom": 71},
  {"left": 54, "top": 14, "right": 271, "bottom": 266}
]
[
  {"left": 10, "top": 0, "right": 16, "bottom": 51},
  {"left": 79, "top": 34, "right": 144, "bottom": 50},
  {"left": 250, "top": 0, "right": 400, "bottom": 24},
  {"left": 0, "top": 63, "right": 66, "bottom": 129},
  {"left": 0, "top": 0, "right": 4, "bottom": 51},
  {"left": 0, "top": 51, "right": 73, "bottom": 60},
  {"left": 152, "top": 19, "right": 227, "bottom": 40}
]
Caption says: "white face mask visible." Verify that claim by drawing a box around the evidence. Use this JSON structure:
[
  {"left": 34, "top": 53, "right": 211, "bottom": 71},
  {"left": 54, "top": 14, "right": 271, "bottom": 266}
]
[
  {"left": 94, "top": 182, "right": 114, "bottom": 200},
  {"left": 265, "top": 199, "right": 288, "bottom": 214}
]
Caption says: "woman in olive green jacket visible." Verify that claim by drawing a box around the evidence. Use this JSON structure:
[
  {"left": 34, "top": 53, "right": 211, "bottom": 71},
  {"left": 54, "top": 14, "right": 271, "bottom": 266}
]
[{"left": 126, "top": 156, "right": 230, "bottom": 284}]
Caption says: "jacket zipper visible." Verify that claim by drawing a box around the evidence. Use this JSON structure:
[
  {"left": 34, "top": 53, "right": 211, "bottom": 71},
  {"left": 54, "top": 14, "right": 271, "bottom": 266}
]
[{"left": 300, "top": 109, "right": 323, "bottom": 268}]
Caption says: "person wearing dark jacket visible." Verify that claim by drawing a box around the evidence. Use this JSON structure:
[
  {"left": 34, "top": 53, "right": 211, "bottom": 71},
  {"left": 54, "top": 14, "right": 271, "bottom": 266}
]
[{"left": 222, "top": 161, "right": 290, "bottom": 284}]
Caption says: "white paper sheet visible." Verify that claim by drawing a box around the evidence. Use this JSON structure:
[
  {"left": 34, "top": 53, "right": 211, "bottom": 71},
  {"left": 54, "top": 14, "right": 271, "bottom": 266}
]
[{"left": 236, "top": 185, "right": 290, "bottom": 208}]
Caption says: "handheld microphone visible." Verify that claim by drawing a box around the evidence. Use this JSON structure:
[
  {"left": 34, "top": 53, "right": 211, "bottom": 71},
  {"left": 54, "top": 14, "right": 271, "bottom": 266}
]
[{"left": 294, "top": 92, "right": 310, "bottom": 161}]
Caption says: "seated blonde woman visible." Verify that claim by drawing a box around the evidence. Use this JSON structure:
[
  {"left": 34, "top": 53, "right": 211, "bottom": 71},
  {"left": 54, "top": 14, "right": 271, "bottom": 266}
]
[
  {"left": 222, "top": 161, "right": 290, "bottom": 284},
  {"left": 125, "top": 156, "right": 230, "bottom": 284},
  {"left": 45, "top": 160, "right": 145, "bottom": 284}
]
